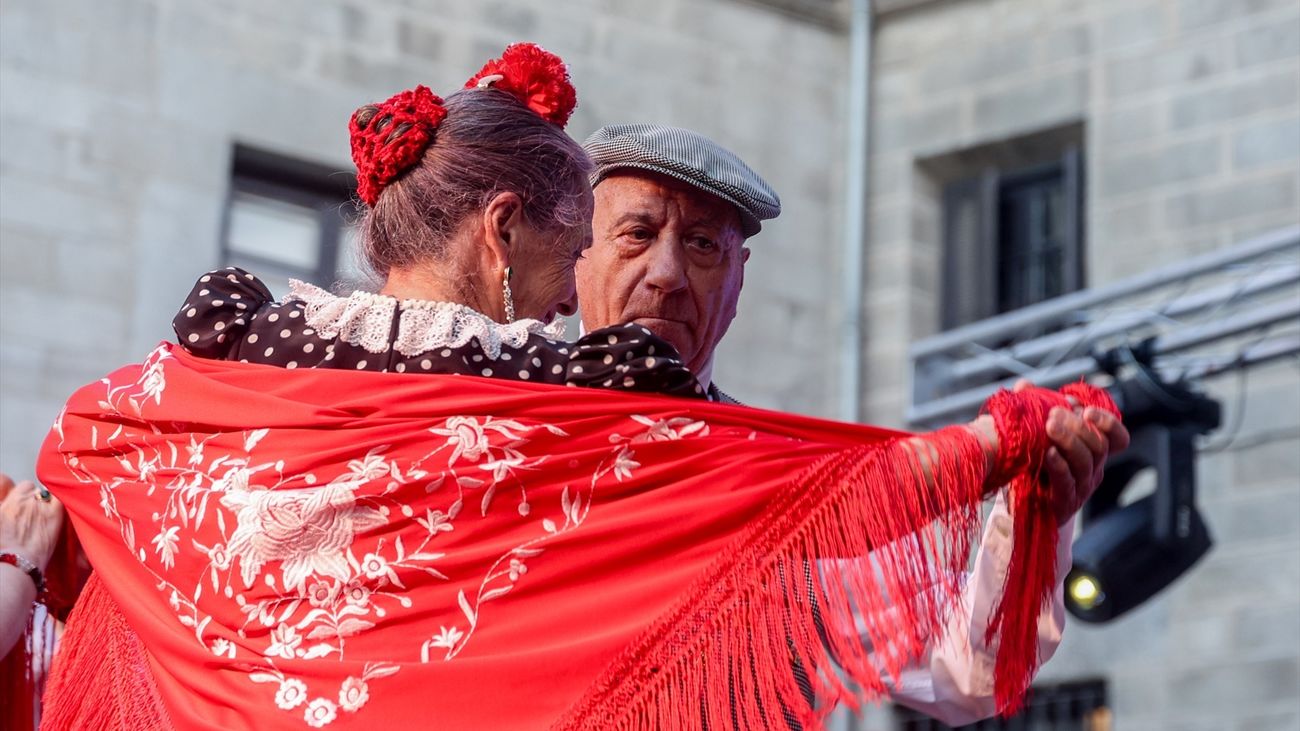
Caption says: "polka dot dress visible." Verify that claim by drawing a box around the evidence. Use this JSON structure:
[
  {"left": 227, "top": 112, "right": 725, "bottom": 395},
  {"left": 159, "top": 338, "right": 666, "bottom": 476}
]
[{"left": 174, "top": 268, "right": 704, "bottom": 399}]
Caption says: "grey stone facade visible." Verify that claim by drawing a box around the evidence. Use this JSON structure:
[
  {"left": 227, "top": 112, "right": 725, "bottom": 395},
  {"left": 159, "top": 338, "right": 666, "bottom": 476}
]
[
  {"left": 2, "top": 0, "right": 1297, "bottom": 729},
  {"left": 852, "top": 0, "right": 1300, "bottom": 729}
]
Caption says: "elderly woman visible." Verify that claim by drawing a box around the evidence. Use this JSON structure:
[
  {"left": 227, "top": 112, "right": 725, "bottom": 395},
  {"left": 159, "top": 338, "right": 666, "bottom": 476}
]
[{"left": 37, "top": 45, "right": 1118, "bottom": 731}]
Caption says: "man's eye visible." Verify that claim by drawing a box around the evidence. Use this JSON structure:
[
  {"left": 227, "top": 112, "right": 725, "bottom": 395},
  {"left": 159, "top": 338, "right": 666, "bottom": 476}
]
[
  {"left": 625, "top": 228, "right": 653, "bottom": 242},
  {"left": 689, "top": 237, "right": 717, "bottom": 252}
]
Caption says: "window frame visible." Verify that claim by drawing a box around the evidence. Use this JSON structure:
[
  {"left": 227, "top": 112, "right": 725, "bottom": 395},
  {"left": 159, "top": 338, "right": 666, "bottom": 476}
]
[
  {"left": 939, "top": 145, "right": 1085, "bottom": 331},
  {"left": 218, "top": 145, "right": 358, "bottom": 290}
]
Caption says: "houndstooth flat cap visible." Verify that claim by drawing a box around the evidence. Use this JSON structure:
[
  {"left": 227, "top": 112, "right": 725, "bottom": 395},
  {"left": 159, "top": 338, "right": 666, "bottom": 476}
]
[{"left": 583, "top": 124, "right": 781, "bottom": 237}]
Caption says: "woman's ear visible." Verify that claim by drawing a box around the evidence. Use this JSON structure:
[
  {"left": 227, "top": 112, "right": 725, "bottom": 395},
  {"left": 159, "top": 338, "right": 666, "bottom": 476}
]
[{"left": 482, "top": 191, "right": 525, "bottom": 273}]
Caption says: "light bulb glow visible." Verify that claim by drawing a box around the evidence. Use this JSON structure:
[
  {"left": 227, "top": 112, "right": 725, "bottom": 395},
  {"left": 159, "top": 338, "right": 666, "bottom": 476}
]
[{"left": 1068, "top": 575, "right": 1104, "bottom": 610}]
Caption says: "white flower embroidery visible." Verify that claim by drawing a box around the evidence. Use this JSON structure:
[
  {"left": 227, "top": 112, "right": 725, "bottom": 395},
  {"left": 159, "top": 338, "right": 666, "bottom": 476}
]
[
  {"left": 275, "top": 678, "right": 308, "bottom": 710},
  {"left": 613, "top": 449, "right": 640, "bottom": 481},
  {"left": 345, "top": 453, "right": 392, "bottom": 482},
  {"left": 342, "top": 578, "right": 371, "bottom": 607},
  {"left": 358, "top": 552, "right": 397, "bottom": 584},
  {"left": 303, "top": 698, "right": 337, "bottom": 727},
  {"left": 210, "top": 637, "right": 236, "bottom": 658},
  {"left": 306, "top": 580, "right": 338, "bottom": 608},
  {"left": 211, "top": 465, "right": 253, "bottom": 494},
  {"left": 221, "top": 482, "right": 385, "bottom": 591},
  {"left": 208, "top": 543, "right": 232, "bottom": 570},
  {"left": 67, "top": 357, "right": 678, "bottom": 727},
  {"left": 138, "top": 358, "right": 167, "bottom": 405},
  {"left": 429, "top": 625, "right": 463, "bottom": 650},
  {"left": 629, "top": 415, "right": 710, "bottom": 442},
  {"left": 415, "top": 508, "right": 454, "bottom": 536},
  {"left": 151, "top": 526, "right": 181, "bottom": 569},
  {"left": 508, "top": 558, "right": 527, "bottom": 581},
  {"left": 266, "top": 624, "right": 303, "bottom": 660},
  {"left": 186, "top": 437, "right": 205, "bottom": 466},
  {"left": 431, "top": 417, "right": 491, "bottom": 465},
  {"left": 338, "top": 677, "right": 369, "bottom": 713},
  {"left": 480, "top": 455, "right": 525, "bottom": 482}
]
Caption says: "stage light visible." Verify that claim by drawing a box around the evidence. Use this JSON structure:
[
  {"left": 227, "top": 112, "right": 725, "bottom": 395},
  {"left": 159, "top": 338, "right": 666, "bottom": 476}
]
[
  {"left": 1066, "top": 573, "right": 1103, "bottom": 610},
  {"left": 1065, "top": 358, "right": 1220, "bottom": 623},
  {"left": 1065, "top": 488, "right": 1213, "bottom": 622}
]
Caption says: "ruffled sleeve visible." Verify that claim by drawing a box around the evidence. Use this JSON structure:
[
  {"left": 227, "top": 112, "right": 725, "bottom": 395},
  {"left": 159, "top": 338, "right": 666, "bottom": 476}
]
[
  {"left": 567, "top": 324, "right": 706, "bottom": 400},
  {"left": 172, "top": 267, "right": 274, "bottom": 360}
]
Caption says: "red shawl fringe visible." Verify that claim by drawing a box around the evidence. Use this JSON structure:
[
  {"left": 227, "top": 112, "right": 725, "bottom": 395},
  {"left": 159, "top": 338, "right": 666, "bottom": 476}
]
[
  {"left": 39, "top": 574, "right": 170, "bottom": 731},
  {"left": 558, "top": 384, "right": 1116, "bottom": 730}
]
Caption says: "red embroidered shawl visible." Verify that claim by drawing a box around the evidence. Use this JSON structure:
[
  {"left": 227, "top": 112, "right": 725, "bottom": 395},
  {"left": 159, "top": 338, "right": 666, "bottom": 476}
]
[{"left": 36, "top": 343, "right": 1085, "bottom": 730}]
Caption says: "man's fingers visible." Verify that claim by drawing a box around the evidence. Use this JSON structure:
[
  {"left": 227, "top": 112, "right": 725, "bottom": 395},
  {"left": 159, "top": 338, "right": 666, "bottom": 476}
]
[
  {"left": 0, "top": 473, "right": 13, "bottom": 501},
  {"left": 1048, "top": 411, "right": 1095, "bottom": 491},
  {"left": 1044, "top": 448, "right": 1077, "bottom": 523},
  {"left": 1051, "top": 408, "right": 1107, "bottom": 458},
  {"left": 1087, "top": 408, "right": 1131, "bottom": 453}
]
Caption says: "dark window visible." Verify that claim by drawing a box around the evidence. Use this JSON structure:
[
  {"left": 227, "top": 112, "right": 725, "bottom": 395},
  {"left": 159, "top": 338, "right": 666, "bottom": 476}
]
[
  {"left": 941, "top": 147, "right": 1084, "bottom": 330},
  {"left": 221, "top": 145, "right": 361, "bottom": 297},
  {"left": 893, "top": 679, "right": 1110, "bottom": 731}
]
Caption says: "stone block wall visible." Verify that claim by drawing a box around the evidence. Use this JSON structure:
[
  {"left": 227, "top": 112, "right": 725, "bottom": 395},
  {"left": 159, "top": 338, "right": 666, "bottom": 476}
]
[
  {"left": 0, "top": 0, "right": 851, "bottom": 472},
  {"left": 856, "top": 0, "right": 1300, "bottom": 728}
]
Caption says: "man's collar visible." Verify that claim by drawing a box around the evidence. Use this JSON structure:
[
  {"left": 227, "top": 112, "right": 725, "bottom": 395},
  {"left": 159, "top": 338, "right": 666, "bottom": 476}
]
[{"left": 695, "top": 355, "right": 715, "bottom": 393}]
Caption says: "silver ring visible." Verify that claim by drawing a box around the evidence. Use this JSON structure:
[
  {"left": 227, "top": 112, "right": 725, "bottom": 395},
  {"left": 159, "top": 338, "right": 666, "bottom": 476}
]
[{"left": 37, "top": 486, "right": 52, "bottom": 502}]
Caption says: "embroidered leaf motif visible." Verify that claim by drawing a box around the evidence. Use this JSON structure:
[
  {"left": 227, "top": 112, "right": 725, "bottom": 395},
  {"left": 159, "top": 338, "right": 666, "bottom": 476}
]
[
  {"left": 301, "top": 643, "right": 334, "bottom": 659},
  {"left": 244, "top": 428, "right": 269, "bottom": 452},
  {"left": 481, "top": 585, "right": 512, "bottom": 602},
  {"left": 334, "top": 618, "right": 375, "bottom": 638},
  {"left": 362, "top": 663, "right": 400, "bottom": 680},
  {"left": 457, "top": 590, "right": 476, "bottom": 626}
]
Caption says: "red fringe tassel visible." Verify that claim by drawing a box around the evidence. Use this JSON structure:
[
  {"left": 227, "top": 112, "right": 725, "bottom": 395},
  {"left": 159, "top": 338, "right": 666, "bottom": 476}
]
[
  {"left": 557, "top": 382, "right": 1120, "bottom": 730},
  {"left": 38, "top": 573, "right": 171, "bottom": 731}
]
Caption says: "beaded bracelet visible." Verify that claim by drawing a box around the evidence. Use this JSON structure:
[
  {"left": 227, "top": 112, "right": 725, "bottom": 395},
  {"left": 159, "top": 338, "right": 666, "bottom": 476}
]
[{"left": 0, "top": 551, "right": 47, "bottom": 601}]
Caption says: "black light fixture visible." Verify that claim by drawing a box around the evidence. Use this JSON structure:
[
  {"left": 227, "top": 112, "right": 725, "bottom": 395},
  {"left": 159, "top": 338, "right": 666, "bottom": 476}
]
[{"left": 1065, "top": 349, "right": 1220, "bottom": 623}]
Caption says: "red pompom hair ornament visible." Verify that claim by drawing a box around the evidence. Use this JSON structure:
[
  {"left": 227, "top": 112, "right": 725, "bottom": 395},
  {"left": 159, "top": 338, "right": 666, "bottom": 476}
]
[
  {"left": 349, "top": 84, "right": 448, "bottom": 207},
  {"left": 465, "top": 42, "right": 578, "bottom": 128}
]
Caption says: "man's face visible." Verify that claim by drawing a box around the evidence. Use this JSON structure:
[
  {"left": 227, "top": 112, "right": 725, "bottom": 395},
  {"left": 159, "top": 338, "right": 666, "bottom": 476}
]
[{"left": 576, "top": 171, "right": 749, "bottom": 377}]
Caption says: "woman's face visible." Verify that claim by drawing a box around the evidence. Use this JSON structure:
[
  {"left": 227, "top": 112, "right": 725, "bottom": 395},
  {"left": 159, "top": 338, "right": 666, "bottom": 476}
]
[{"left": 506, "top": 187, "right": 594, "bottom": 323}]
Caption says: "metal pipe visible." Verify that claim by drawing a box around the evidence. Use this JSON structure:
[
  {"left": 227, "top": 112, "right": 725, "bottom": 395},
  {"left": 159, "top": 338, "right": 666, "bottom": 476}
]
[
  {"left": 838, "top": 0, "right": 871, "bottom": 422},
  {"left": 911, "top": 225, "right": 1300, "bottom": 358},
  {"left": 907, "top": 298, "right": 1300, "bottom": 425},
  {"left": 1179, "top": 334, "right": 1300, "bottom": 381},
  {"left": 946, "top": 263, "right": 1300, "bottom": 381}
]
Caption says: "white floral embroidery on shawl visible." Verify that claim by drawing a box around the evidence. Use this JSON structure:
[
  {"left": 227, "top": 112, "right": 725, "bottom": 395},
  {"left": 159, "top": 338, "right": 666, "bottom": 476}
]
[{"left": 54, "top": 346, "right": 709, "bottom": 727}]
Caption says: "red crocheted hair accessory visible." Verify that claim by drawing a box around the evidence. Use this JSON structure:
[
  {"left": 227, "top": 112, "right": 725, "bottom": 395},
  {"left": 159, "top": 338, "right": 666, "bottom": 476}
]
[
  {"left": 349, "top": 85, "right": 448, "bottom": 207},
  {"left": 464, "top": 42, "right": 577, "bottom": 128}
]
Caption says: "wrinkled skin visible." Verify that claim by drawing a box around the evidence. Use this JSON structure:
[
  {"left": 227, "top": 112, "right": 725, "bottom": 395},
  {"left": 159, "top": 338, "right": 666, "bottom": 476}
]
[{"left": 576, "top": 171, "right": 748, "bottom": 380}]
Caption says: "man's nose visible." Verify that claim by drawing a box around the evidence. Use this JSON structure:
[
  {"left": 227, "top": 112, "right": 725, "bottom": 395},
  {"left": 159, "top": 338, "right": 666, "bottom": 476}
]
[{"left": 643, "top": 239, "right": 688, "bottom": 293}]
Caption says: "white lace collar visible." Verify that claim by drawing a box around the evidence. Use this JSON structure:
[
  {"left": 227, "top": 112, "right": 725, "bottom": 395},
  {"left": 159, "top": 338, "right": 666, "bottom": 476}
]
[{"left": 285, "top": 280, "right": 567, "bottom": 360}]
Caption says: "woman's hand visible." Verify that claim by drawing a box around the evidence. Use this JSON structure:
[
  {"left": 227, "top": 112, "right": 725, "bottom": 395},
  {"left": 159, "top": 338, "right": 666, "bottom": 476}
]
[{"left": 0, "top": 472, "right": 64, "bottom": 571}]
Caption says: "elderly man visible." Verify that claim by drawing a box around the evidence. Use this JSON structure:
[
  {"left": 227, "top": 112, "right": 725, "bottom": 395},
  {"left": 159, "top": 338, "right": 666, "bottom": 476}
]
[{"left": 575, "top": 124, "right": 1128, "bottom": 725}]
